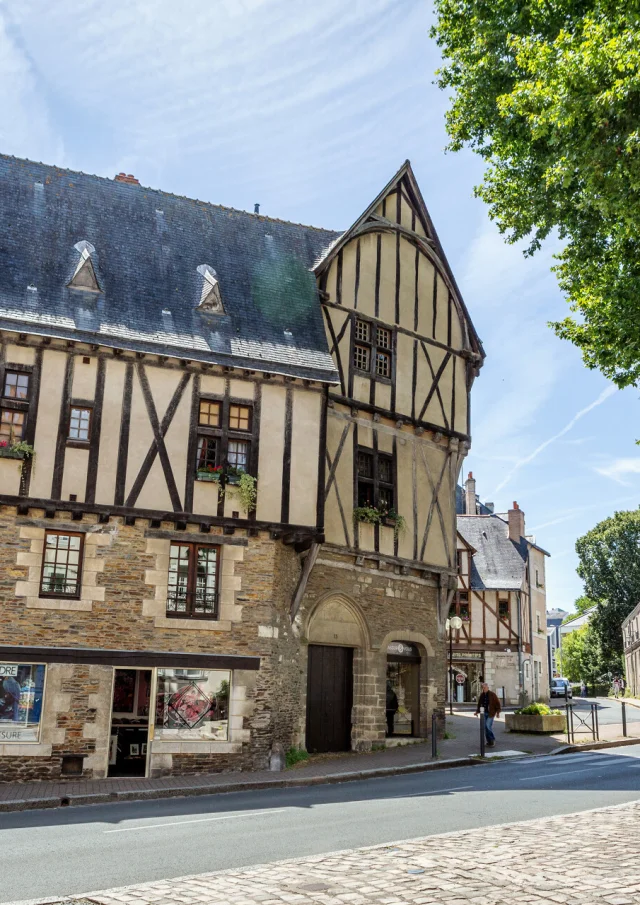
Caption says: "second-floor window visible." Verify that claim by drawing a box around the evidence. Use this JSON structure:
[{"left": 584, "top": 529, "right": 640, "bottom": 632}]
[
  {"left": 195, "top": 398, "right": 254, "bottom": 476},
  {"left": 498, "top": 599, "right": 509, "bottom": 620},
  {"left": 40, "top": 531, "right": 83, "bottom": 598},
  {"left": 459, "top": 591, "right": 470, "bottom": 622},
  {"left": 353, "top": 319, "right": 393, "bottom": 380},
  {"left": 356, "top": 447, "right": 394, "bottom": 510},
  {"left": 166, "top": 542, "right": 219, "bottom": 619},
  {"left": 0, "top": 367, "right": 31, "bottom": 441},
  {"left": 69, "top": 406, "right": 92, "bottom": 442}
]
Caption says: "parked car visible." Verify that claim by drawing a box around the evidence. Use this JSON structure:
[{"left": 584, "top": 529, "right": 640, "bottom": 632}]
[{"left": 550, "top": 678, "right": 573, "bottom": 699}]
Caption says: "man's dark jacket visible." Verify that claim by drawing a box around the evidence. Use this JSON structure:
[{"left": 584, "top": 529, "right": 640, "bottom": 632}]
[{"left": 475, "top": 690, "right": 501, "bottom": 718}]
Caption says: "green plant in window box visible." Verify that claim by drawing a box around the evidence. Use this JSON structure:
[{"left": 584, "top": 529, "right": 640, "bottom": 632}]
[
  {"left": 226, "top": 472, "right": 257, "bottom": 513},
  {"left": 381, "top": 509, "right": 407, "bottom": 537},
  {"left": 0, "top": 439, "right": 35, "bottom": 460},
  {"left": 196, "top": 464, "right": 223, "bottom": 483},
  {"left": 353, "top": 506, "right": 383, "bottom": 525}
]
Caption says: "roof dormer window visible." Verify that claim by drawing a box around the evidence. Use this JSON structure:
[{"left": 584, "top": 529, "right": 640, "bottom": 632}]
[
  {"left": 196, "top": 264, "right": 225, "bottom": 314},
  {"left": 68, "top": 241, "right": 101, "bottom": 292}
]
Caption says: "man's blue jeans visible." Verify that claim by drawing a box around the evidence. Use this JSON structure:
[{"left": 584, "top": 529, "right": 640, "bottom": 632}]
[{"left": 484, "top": 715, "right": 495, "bottom": 743}]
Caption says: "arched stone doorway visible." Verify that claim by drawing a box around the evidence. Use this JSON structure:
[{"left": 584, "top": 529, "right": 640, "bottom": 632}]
[{"left": 305, "top": 595, "right": 367, "bottom": 754}]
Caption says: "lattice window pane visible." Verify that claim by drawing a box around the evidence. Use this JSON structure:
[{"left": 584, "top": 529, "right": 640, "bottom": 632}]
[
  {"left": 69, "top": 407, "right": 91, "bottom": 441},
  {"left": 353, "top": 344, "right": 370, "bottom": 372},
  {"left": 229, "top": 405, "right": 251, "bottom": 431},
  {"left": 40, "top": 533, "right": 82, "bottom": 597},
  {"left": 195, "top": 547, "right": 218, "bottom": 615},
  {"left": 375, "top": 350, "right": 391, "bottom": 378},
  {"left": 378, "top": 486, "right": 393, "bottom": 511},
  {"left": 357, "top": 482, "right": 374, "bottom": 507},
  {"left": 167, "top": 543, "right": 218, "bottom": 618},
  {"left": 376, "top": 327, "right": 391, "bottom": 350},
  {"left": 196, "top": 436, "right": 217, "bottom": 469},
  {"left": 0, "top": 409, "right": 25, "bottom": 440},
  {"left": 199, "top": 400, "right": 221, "bottom": 427},
  {"left": 228, "top": 440, "right": 249, "bottom": 470},
  {"left": 3, "top": 371, "right": 29, "bottom": 399},
  {"left": 378, "top": 456, "right": 393, "bottom": 484},
  {"left": 357, "top": 451, "right": 373, "bottom": 478},
  {"left": 355, "top": 320, "right": 370, "bottom": 342}
]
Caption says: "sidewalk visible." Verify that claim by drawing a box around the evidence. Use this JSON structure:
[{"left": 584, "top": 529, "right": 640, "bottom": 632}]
[
  {"left": 0, "top": 711, "right": 631, "bottom": 813},
  {"left": 30, "top": 800, "right": 640, "bottom": 905}
]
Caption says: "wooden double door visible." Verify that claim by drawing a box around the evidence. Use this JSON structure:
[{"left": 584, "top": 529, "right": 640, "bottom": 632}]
[{"left": 306, "top": 644, "right": 353, "bottom": 753}]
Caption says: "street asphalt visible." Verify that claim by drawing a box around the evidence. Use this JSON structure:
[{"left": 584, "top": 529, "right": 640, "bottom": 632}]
[
  {"left": 565, "top": 695, "right": 640, "bottom": 726},
  {"left": 2, "top": 744, "right": 640, "bottom": 903}
]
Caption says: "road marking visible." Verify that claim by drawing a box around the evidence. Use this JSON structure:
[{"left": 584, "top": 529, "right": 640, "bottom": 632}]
[
  {"left": 391, "top": 785, "right": 473, "bottom": 798},
  {"left": 104, "top": 808, "right": 288, "bottom": 833},
  {"left": 519, "top": 766, "right": 607, "bottom": 781}
]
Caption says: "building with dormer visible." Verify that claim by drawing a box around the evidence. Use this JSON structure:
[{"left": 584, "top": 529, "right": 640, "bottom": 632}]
[{"left": 0, "top": 157, "right": 482, "bottom": 781}]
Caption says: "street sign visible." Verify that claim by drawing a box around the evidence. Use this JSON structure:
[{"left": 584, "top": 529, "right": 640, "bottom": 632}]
[{"left": 455, "top": 673, "right": 465, "bottom": 685}]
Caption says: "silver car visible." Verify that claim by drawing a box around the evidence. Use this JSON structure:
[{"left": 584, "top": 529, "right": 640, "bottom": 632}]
[{"left": 550, "top": 678, "right": 573, "bottom": 699}]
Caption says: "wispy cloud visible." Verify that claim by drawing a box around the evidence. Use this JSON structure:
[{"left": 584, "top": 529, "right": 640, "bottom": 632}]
[
  {"left": 493, "top": 385, "right": 618, "bottom": 494},
  {"left": 595, "top": 458, "right": 640, "bottom": 486}
]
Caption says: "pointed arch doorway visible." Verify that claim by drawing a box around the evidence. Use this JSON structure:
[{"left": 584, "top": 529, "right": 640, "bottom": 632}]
[{"left": 305, "top": 595, "right": 366, "bottom": 754}]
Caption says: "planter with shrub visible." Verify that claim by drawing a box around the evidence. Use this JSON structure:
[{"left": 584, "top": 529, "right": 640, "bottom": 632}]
[{"left": 505, "top": 702, "right": 566, "bottom": 734}]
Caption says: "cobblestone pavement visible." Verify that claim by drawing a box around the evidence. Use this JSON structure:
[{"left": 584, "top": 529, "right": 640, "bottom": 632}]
[{"left": 51, "top": 801, "right": 640, "bottom": 905}]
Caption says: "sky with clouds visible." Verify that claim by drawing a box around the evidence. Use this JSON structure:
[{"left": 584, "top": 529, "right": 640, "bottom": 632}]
[{"left": 1, "top": 0, "right": 637, "bottom": 611}]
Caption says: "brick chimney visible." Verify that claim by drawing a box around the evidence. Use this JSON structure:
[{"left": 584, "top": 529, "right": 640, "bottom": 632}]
[
  {"left": 464, "top": 472, "right": 476, "bottom": 515},
  {"left": 114, "top": 173, "right": 140, "bottom": 185},
  {"left": 508, "top": 501, "right": 525, "bottom": 542}
]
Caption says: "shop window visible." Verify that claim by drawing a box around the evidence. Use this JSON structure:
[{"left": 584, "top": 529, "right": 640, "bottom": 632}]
[
  {"left": 166, "top": 543, "right": 219, "bottom": 619},
  {"left": 0, "top": 409, "right": 25, "bottom": 441},
  {"left": 356, "top": 447, "right": 395, "bottom": 511},
  {"left": 3, "top": 371, "right": 29, "bottom": 400},
  {"left": 40, "top": 532, "right": 83, "bottom": 598},
  {"left": 352, "top": 317, "right": 394, "bottom": 380},
  {"left": 155, "top": 668, "right": 230, "bottom": 741},
  {"left": 0, "top": 663, "right": 45, "bottom": 742},
  {"left": 499, "top": 599, "right": 509, "bottom": 619},
  {"left": 68, "top": 406, "right": 92, "bottom": 441}
]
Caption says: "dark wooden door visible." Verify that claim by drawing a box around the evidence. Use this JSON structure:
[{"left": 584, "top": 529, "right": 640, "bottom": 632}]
[{"left": 306, "top": 644, "right": 353, "bottom": 753}]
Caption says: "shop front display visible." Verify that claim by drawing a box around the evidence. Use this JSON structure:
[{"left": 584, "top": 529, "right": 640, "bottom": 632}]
[
  {"left": 0, "top": 663, "right": 45, "bottom": 743},
  {"left": 386, "top": 642, "right": 420, "bottom": 737},
  {"left": 155, "top": 668, "right": 230, "bottom": 741}
]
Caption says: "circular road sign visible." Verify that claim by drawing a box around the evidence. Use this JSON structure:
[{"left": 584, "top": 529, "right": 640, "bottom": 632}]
[{"left": 455, "top": 673, "right": 465, "bottom": 685}]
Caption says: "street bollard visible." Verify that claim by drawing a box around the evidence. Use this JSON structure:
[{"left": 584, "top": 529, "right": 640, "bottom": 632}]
[
  {"left": 479, "top": 713, "right": 486, "bottom": 758},
  {"left": 590, "top": 702, "right": 600, "bottom": 741},
  {"left": 622, "top": 701, "right": 627, "bottom": 737},
  {"left": 432, "top": 712, "right": 437, "bottom": 758},
  {"left": 565, "top": 703, "right": 572, "bottom": 744}
]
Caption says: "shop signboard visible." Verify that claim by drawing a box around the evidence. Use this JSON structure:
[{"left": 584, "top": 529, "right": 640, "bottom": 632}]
[{"left": 0, "top": 663, "right": 46, "bottom": 743}]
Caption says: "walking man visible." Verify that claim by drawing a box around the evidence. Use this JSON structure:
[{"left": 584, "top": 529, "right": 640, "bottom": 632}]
[{"left": 475, "top": 682, "right": 501, "bottom": 747}]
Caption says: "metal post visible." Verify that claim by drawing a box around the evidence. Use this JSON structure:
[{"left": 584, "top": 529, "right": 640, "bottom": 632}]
[
  {"left": 480, "top": 713, "right": 486, "bottom": 757},
  {"left": 566, "top": 703, "right": 572, "bottom": 744},
  {"left": 449, "top": 626, "right": 453, "bottom": 716},
  {"left": 432, "top": 712, "right": 437, "bottom": 758},
  {"left": 590, "top": 702, "right": 598, "bottom": 741},
  {"left": 622, "top": 701, "right": 627, "bottom": 738},
  {"left": 594, "top": 702, "right": 600, "bottom": 741}
]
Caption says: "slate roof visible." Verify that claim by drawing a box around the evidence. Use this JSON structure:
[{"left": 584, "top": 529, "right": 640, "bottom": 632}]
[
  {"left": 457, "top": 515, "right": 528, "bottom": 591},
  {"left": 0, "top": 155, "right": 342, "bottom": 382}
]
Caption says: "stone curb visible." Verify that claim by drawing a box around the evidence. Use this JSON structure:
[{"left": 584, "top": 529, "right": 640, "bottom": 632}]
[
  {"left": 0, "top": 756, "right": 483, "bottom": 813},
  {"left": 551, "top": 735, "right": 640, "bottom": 755}
]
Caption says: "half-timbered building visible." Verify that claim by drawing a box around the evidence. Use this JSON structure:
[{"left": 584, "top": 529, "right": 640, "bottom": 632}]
[
  {"left": 452, "top": 473, "right": 549, "bottom": 706},
  {"left": 0, "top": 155, "right": 482, "bottom": 782}
]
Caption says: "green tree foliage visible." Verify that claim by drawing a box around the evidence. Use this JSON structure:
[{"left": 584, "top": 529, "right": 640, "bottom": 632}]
[
  {"left": 575, "top": 509, "right": 640, "bottom": 657},
  {"left": 431, "top": 1, "right": 640, "bottom": 386},
  {"left": 558, "top": 623, "right": 621, "bottom": 681}
]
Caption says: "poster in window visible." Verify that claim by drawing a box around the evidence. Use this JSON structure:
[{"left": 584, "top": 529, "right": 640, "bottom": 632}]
[
  {"left": 155, "top": 669, "right": 230, "bottom": 741},
  {"left": 0, "top": 663, "right": 45, "bottom": 742}
]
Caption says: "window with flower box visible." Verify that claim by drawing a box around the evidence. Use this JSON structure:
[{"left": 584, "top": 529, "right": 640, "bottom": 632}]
[
  {"left": 166, "top": 542, "right": 220, "bottom": 619},
  {"left": 195, "top": 396, "right": 254, "bottom": 481},
  {"left": 356, "top": 447, "right": 395, "bottom": 510},
  {"left": 0, "top": 365, "right": 32, "bottom": 446}
]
